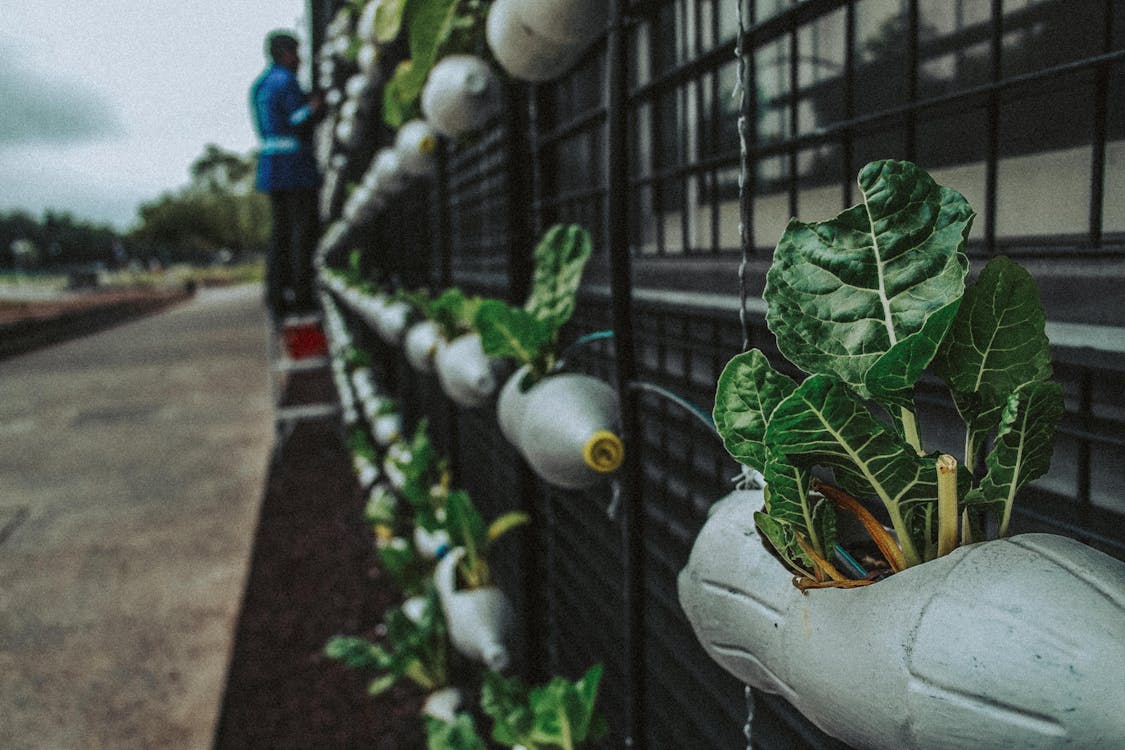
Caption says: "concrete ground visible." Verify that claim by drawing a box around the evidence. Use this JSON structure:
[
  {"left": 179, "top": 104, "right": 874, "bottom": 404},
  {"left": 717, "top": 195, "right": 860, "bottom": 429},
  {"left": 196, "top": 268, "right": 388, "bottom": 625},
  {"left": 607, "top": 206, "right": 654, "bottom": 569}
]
[{"left": 0, "top": 285, "right": 274, "bottom": 749}]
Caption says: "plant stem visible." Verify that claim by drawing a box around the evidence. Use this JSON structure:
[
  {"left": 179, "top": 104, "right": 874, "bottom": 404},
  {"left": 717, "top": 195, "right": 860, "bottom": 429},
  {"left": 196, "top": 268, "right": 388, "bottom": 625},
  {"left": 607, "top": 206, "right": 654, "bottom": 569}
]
[
  {"left": 796, "top": 535, "right": 848, "bottom": 581},
  {"left": 900, "top": 407, "right": 924, "bottom": 455},
  {"left": 558, "top": 709, "right": 575, "bottom": 750},
  {"left": 936, "top": 454, "right": 959, "bottom": 556},
  {"left": 963, "top": 429, "right": 977, "bottom": 475},
  {"left": 814, "top": 481, "right": 907, "bottom": 572}
]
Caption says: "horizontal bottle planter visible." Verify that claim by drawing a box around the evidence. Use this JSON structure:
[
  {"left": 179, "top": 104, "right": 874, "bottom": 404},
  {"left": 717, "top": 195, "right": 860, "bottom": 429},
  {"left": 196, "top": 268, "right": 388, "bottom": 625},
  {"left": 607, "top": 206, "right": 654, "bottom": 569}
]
[
  {"left": 372, "top": 412, "right": 403, "bottom": 448},
  {"left": 395, "top": 119, "right": 439, "bottom": 179},
  {"left": 677, "top": 490, "right": 1125, "bottom": 750},
  {"left": 421, "top": 686, "right": 464, "bottom": 724},
  {"left": 435, "top": 547, "right": 516, "bottom": 672},
  {"left": 496, "top": 367, "right": 624, "bottom": 489},
  {"left": 404, "top": 320, "right": 442, "bottom": 374},
  {"left": 414, "top": 525, "right": 452, "bottom": 562},
  {"left": 434, "top": 333, "right": 501, "bottom": 408},
  {"left": 421, "top": 55, "right": 503, "bottom": 139},
  {"left": 486, "top": 0, "right": 606, "bottom": 82}
]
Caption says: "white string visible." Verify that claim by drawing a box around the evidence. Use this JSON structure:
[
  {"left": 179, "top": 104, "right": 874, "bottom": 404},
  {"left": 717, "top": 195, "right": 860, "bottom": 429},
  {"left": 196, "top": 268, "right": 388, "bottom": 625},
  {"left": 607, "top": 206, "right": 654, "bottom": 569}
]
[
  {"left": 734, "top": 0, "right": 751, "bottom": 352},
  {"left": 732, "top": 465, "right": 765, "bottom": 490}
]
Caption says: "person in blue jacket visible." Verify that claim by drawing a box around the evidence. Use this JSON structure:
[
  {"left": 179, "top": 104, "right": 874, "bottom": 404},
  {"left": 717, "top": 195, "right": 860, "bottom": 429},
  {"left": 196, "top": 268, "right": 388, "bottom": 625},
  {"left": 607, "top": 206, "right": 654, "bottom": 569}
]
[{"left": 250, "top": 30, "right": 323, "bottom": 318}]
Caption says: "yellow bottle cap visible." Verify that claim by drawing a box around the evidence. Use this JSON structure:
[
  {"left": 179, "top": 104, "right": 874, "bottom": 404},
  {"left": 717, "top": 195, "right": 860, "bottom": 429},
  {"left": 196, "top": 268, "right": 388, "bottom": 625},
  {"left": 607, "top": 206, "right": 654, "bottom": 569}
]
[{"left": 583, "top": 430, "right": 624, "bottom": 473}]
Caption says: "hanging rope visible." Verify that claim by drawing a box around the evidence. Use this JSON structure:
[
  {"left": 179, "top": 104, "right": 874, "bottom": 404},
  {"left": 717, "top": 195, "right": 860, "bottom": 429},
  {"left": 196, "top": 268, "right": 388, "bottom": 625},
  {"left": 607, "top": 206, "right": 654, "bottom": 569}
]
[{"left": 735, "top": 0, "right": 752, "bottom": 352}]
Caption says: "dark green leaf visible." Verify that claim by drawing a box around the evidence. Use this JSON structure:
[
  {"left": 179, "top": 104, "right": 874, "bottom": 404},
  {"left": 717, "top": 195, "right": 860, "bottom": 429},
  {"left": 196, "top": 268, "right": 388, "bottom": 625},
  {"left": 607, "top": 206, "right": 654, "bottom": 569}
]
[
  {"left": 764, "top": 160, "right": 972, "bottom": 400},
  {"left": 475, "top": 299, "right": 556, "bottom": 367},
  {"left": 444, "top": 489, "right": 487, "bottom": 552},
  {"left": 967, "top": 380, "right": 1063, "bottom": 534},
  {"left": 373, "top": 0, "right": 408, "bottom": 43},
  {"left": 934, "top": 256, "right": 1053, "bottom": 455},
  {"left": 713, "top": 349, "right": 798, "bottom": 470},
  {"left": 754, "top": 511, "right": 815, "bottom": 577},
  {"left": 406, "top": 0, "right": 460, "bottom": 66},
  {"left": 765, "top": 374, "right": 940, "bottom": 566},
  {"left": 811, "top": 497, "right": 837, "bottom": 566},
  {"left": 761, "top": 455, "right": 817, "bottom": 553},
  {"left": 481, "top": 671, "right": 535, "bottom": 745},
  {"left": 425, "top": 714, "right": 488, "bottom": 750},
  {"left": 864, "top": 299, "right": 960, "bottom": 409}
]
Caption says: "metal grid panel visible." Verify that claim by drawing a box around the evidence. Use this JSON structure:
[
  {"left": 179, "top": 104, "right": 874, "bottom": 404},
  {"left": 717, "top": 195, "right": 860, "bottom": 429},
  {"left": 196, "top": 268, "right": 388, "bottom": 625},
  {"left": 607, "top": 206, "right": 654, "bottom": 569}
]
[
  {"left": 446, "top": 125, "right": 514, "bottom": 287},
  {"left": 313, "top": 2, "right": 1125, "bottom": 749}
]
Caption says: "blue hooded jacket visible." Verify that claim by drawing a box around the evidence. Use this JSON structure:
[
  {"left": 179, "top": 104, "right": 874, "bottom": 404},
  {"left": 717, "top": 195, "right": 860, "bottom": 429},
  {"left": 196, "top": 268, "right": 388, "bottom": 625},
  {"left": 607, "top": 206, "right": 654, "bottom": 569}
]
[{"left": 250, "top": 65, "right": 320, "bottom": 192}]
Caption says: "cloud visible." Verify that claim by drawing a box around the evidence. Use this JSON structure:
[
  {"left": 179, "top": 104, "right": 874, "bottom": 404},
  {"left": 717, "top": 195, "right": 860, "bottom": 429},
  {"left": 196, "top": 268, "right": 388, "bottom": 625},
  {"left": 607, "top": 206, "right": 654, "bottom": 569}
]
[{"left": 0, "top": 42, "right": 122, "bottom": 146}]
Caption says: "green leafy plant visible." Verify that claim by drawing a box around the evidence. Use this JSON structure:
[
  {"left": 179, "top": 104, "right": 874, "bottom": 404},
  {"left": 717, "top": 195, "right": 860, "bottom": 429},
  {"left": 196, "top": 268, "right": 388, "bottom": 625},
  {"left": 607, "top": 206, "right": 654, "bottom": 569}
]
[
  {"left": 481, "top": 664, "right": 608, "bottom": 750},
  {"left": 381, "top": 0, "right": 491, "bottom": 127},
  {"left": 475, "top": 224, "right": 594, "bottom": 389},
  {"left": 384, "top": 419, "right": 450, "bottom": 530},
  {"left": 443, "top": 488, "right": 529, "bottom": 589},
  {"left": 364, "top": 482, "right": 399, "bottom": 527},
  {"left": 713, "top": 160, "right": 1063, "bottom": 586},
  {"left": 405, "top": 287, "right": 485, "bottom": 341},
  {"left": 376, "top": 535, "right": 432, "bottom": 596},
  {"left": 325, "top": 587, "right": 448, "bottom": 694},
  {"left": 348, "top": 427, "right": 378, "bottom": 464},
  {"left": 425, "top": 713, "right": 487, "bottom": 750}
]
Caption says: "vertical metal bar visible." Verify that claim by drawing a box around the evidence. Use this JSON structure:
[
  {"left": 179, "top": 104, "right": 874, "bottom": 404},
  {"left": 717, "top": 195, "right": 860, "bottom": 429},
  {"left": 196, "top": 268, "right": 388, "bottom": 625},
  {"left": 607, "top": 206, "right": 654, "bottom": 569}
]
[
  {"left": 905, "top": 0, "right": 919, "bottom": 161},
  {"left": 1077, "top": 371, "right": 1093, "bottom": 506},
  {"left": 652, "top": 9, "right": 668, "bottom": 257},
  {"left": 746, "top": 0, "right": 758, "bottom": 257},
  {"left": 435, "top": 145, "right": 453, "bottom": 289},
  {"left": 607, "top": 1, "right": 645, "bottom": 747},
  {"left": 788, "top": 27, "right": 799, "bottom": 219},
  {"left": 983, "top": 0, "right": 1003, "bottom": 257},
  {"left": 843, "top": 0, "right": 856, "bottom": 208},
  {"left": 680, "top": 0, "right": 692, "bottom": 254},
  {"left": 505, "top": 82, "right": 534, "bottom": 304},
  {"left": 1088, "top": 0, "right": 1113, "bottom": 250}
]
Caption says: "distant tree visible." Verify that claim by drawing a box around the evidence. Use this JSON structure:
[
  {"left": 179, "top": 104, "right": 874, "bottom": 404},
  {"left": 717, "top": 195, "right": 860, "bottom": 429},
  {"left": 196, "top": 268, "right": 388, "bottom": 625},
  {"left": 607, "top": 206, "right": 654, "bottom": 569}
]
[
  {"left": 130, "top": 145, "right": 269, "bottom": 263},
  {"left": 0, "top": 209, "right": 119, "bottom": 269}
]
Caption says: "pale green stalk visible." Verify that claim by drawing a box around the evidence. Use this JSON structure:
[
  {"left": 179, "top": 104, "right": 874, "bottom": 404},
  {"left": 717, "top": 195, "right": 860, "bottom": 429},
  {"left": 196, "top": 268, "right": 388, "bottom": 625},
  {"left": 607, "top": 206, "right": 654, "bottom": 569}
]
[{"left": 936, "top": 454, "right": 959, "bottom": 556}]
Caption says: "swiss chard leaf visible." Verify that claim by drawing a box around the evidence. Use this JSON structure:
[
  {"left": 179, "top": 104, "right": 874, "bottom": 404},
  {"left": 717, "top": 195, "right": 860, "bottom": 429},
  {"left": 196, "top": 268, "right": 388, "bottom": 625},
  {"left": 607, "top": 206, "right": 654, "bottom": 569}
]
[
  {"left": 482, "top": 665, "right": 607, "bottom": 749},
  {"left": 444, "top": 489, "right": 487, "bottom": 555},
  {"left": 376, "top": 537, "right": 430, "bottom": 597},
  {"left": 764, "top": 160, "right": 972, "bottom": 401},
  {"left": 481, "top": 671, "right": 535, "bottom": 745},
  {"left": 966, "top": 380, "right": 1063, "bottom": 534},
  {"left": 524, "top": 224, "right": 594, "bottom": 329},
  {"left": 324, "top": 589, "right": 447, "bottom": 695},
  {"left": 934, "top": 256, "right": 1053, "bottom": 460},
  {"left": 372, "top": 0, "right": 408, "bottom": 43},
  {"left": 765, "top": 374, "right": 940, "bottom": 566},
  {"left": 429, "top": 288, "right": 481, "bottom": 339},
  {"left": 864, "top": 299, "right": 960, "bottom": 410},
  {"left": 405, "top": 0, "right": 460, "bottom": 66},
  {"left": 475, "top": 300, "right": 556, "bottom": 368},
  {"left": 364, "top": 484, "right": 398, "bottom": 526},
  {"left": 713, "top": 349, "right": 798, "bottom": 470},
  {"left": 761, "top": 455, "right": 817, "bottom": 556},
  {"left": 383, "top": 59, "right": 427, "bottom": 128},
  {"left": 754, "top": 511, "right": 815, "bottom": 578},
  {"left": 425, "top": 714, "right": 487, "bottom": 750}
]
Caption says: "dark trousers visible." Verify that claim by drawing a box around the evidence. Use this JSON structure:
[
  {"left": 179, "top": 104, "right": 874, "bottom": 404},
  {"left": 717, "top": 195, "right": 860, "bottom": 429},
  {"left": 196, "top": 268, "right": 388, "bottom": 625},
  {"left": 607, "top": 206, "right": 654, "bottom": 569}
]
[{"left": 267, "top": 189, "right": 319, "bottom": 317}]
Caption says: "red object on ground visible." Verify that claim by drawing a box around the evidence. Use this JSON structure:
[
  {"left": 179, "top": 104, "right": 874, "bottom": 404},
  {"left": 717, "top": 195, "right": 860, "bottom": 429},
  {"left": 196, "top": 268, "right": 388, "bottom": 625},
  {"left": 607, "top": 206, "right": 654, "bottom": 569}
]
[{"left": 282, "top": 319, "right": 329, "bottom": 359}]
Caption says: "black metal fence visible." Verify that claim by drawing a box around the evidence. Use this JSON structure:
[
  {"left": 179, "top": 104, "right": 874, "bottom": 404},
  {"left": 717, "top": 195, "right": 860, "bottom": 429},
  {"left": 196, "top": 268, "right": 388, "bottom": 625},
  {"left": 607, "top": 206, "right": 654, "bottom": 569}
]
[{"left": 315, "top": 1, "right": 1125, "bottom": 747}]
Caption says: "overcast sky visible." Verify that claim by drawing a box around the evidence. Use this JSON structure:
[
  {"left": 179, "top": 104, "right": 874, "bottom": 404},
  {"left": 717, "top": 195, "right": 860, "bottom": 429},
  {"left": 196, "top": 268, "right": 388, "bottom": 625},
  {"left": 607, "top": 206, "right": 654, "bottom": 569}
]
[{"left": 0, "top": 1, "right": 309, "bottom": 230}]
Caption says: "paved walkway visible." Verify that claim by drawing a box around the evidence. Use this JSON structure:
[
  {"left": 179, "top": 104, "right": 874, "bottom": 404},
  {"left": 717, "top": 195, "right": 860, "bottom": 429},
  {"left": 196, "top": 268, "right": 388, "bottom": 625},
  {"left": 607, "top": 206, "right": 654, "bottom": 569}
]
[{"left": 0, "top": 285, "right": 274, "bottom": 749}]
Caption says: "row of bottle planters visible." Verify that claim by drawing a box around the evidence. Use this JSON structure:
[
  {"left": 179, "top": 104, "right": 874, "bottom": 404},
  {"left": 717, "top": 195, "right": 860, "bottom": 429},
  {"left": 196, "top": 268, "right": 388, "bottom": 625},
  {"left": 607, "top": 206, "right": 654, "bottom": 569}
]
[
  {"left": 318, "top": 289, "right": 609, "bottom": 746},
  {"left": 318, "top": 271, "right": 1125, "bottom": 750}
]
